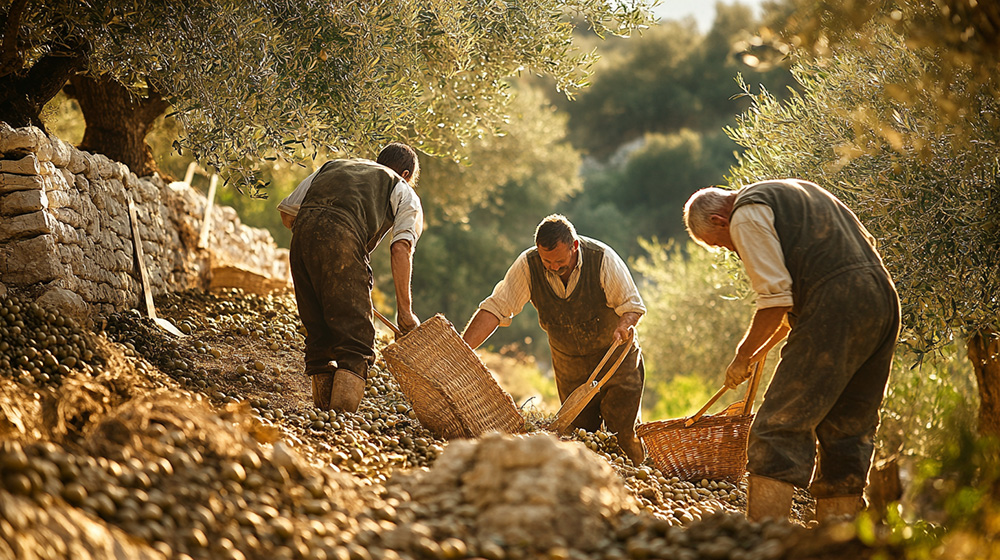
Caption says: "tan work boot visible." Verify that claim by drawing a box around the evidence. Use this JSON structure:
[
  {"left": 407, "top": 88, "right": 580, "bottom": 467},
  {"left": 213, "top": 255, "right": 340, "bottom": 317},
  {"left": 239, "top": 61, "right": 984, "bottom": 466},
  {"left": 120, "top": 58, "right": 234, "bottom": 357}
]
[
  {"left": 329, "top": 369, "right": 366, "bottom": 414},
  {"left": 311, "top": 372, "right": 333, "bottom": 410},
  {"left": 618, "top": 433, "right": 646, "bottom": 466},
  {"left": 815, "top": 495, "right": 864, "bottom": 522},
  {"left": 747, "top": 474, "right": 795, "bottom": 522}
]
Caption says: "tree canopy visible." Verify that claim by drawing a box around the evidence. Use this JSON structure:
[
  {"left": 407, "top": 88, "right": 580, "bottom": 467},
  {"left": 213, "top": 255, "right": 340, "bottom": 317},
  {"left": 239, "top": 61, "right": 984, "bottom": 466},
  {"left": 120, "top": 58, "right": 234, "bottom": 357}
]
[
  {"left": 1, "top": 0, "right": 653, "bottom": 191},
  {"left": 562, "top": 3, "right": 796, "bottom": 158}
]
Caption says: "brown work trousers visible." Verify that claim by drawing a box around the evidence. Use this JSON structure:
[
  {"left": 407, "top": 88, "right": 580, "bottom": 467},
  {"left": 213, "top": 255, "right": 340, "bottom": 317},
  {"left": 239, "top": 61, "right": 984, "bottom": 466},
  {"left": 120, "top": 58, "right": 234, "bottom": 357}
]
[
  {"left": 748, "top": 265, "right": 900, "bottom": 497},
  {"left": 289, "top": 208, "right": 375, "bottom": 380},
  {"left": 551, "top": 342, "right": 645, "bottom": 439}
]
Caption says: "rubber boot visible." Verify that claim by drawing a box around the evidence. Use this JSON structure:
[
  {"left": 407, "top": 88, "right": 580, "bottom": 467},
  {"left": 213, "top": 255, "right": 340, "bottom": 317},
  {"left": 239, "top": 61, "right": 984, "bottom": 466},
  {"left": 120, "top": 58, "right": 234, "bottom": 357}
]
[
  {"left": 329, "top": 368, "right": 366, "bottom": 414},
  {"left": 747, "top": 475, "right": 794, "bottom": 522},
  {"left": 310, "top": 372, "right": 333, "bottom": 410},
  {"left": 815, "top": 495, "right": 864, "bottom": 522},
  {"left": 618, "top": 433, "right": 646, "bottom": 466}
]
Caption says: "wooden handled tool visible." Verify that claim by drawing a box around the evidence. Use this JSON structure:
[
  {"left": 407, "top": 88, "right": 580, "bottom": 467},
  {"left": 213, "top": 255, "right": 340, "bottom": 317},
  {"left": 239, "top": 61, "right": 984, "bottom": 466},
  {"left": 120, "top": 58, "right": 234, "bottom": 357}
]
[
  {"left": 373, "top": 308, "right": 403, "bottom": 337},
  {"left": 549, "top": 331, "right": 633, "bottom": 435},
  {"left": 684, "top": 359, "right": 765, "bottom": 427}
]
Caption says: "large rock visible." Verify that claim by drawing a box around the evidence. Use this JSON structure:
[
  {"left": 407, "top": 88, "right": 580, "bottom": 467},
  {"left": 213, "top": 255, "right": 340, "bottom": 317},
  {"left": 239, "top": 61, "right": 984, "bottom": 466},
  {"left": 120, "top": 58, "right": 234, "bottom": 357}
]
[
  {"left": 0, "top": 189, "right": 48, "bottom": 215},
  {"left": 37, "top": 287, "right": 89, "bottom": 325},
  {"left": 1, "top": 236, "right": 64, "bottom": 284},
  {"left": 0, "top": 154, "right": 41, "bottom": 175},
  {"left": 399, "top": 432, "right": 639, "bottom": 551}
]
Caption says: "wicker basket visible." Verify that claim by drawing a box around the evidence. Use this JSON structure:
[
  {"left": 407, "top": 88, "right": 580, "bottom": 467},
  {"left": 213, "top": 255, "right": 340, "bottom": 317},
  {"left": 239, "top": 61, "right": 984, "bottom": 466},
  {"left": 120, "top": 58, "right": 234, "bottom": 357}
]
[
  {"left": 636, "top": 410, "right": 753, "bottom": 483},
  {"left": 637, "top": 360, "right": 766, "bottom": 483},
  {"left": 381, "top": 314, "right": 525, "bottom": 439}
]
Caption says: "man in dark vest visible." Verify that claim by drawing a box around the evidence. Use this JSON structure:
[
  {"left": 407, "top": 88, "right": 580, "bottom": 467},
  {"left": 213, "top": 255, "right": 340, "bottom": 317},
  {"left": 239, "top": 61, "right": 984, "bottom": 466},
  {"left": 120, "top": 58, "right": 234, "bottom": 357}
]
[
  {"left": 279, "top": 143, "right": 422, "bottom": 414},
  {"left": 683, "top": 179, "right": 900, "bottom": 522},
  {"left": 462, "top": 215, "right": 647, "bottom": 465}
]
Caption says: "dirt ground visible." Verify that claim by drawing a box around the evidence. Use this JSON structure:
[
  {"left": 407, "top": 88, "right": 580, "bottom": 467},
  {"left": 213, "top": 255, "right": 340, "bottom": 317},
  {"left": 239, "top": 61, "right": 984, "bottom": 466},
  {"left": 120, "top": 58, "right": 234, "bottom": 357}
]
[{"left": 0, "top": 286, "right": 890, "bottom": 560}]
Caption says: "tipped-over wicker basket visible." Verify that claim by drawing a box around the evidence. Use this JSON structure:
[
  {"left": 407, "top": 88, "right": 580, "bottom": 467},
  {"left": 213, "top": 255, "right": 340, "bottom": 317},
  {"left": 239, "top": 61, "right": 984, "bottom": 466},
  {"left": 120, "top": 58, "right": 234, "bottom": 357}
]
[
  {"left": 637, "top": 360, "right": 765, "bottom": 483},
  {"left": 381, "top": 314, "right": 525, "bottom": 439}
]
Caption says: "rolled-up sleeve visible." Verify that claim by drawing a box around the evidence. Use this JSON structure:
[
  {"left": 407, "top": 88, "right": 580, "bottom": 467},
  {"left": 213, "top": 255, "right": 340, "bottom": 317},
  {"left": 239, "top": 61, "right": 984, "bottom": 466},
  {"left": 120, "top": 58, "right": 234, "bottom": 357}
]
[
  {"left": 389, "top": 180, "right": 423, "bottom": 246},
  {"left": 730, "top": 204, "right": 794, "bottom": 309},
  {"left": 478, "top": 251, "right": 533, "bottom": 327},
  {"left": 277, "top": 170, "right": 317, "bottom": 217},
  {"left": 600, "top": 245, "right": 646, "bottom": 316}
]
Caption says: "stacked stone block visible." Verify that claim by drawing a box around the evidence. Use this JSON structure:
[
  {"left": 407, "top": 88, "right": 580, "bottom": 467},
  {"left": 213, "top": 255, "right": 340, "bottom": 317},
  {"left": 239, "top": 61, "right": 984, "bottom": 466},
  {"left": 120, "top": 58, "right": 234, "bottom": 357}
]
[{"left": 0, "top": 123, "right": 290, "bottom": 318}]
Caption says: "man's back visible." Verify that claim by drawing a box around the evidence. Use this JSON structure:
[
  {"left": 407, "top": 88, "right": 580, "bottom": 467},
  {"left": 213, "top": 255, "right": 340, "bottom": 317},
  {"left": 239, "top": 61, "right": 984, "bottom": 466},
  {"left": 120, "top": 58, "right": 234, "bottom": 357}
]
[
  {"left": 298, "top": 158, "right": 401, "bottom": 251},
  {"left": 734, "top": 180, "right": 885, "bottom": 310}
]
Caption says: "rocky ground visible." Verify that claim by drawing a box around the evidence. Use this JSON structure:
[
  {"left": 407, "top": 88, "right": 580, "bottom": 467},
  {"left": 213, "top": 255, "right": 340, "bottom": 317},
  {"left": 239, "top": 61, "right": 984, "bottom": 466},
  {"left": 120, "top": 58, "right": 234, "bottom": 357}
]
[{"left": 0, "top": 286, "right": 890, "bottom": 560}]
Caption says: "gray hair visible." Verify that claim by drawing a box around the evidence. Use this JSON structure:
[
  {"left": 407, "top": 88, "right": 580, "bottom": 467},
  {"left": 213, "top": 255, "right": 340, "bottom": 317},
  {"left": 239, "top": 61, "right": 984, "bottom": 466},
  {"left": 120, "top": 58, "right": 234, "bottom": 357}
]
[{"left": 683, "top": 187, "right": 733, "bottom": 245}]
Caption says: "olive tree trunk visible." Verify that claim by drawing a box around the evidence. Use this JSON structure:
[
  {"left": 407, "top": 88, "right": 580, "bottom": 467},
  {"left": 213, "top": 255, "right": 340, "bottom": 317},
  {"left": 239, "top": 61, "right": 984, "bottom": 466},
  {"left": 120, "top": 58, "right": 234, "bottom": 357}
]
[
  {"left": 0, "top": 0, "right": 87, "bottom": 129},
  {"left": 968, "top": 329, "right": 1000, "bottom": 438},
  {"left": 68, "top": 75, "right": 169, "bottom": 178}
]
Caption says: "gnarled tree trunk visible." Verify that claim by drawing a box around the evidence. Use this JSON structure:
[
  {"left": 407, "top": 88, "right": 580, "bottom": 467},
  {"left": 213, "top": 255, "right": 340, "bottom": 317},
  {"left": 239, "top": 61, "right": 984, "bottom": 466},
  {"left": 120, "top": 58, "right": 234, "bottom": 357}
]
[
  {"left": 67, "top": 75, "right": 169, "bottom": 178},
  {"left": 0, "top": 0, "right": 88, "bottom": 129},
  {"left": 968, "top": 329, "right": 1000, "bottom": 438}
]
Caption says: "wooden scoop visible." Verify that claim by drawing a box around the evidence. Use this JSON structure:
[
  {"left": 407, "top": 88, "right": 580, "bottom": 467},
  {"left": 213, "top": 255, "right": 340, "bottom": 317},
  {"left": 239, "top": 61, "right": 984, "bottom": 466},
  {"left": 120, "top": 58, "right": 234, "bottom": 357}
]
[{"left": 549, "top": 332, "right": 633, "bottom": 435}]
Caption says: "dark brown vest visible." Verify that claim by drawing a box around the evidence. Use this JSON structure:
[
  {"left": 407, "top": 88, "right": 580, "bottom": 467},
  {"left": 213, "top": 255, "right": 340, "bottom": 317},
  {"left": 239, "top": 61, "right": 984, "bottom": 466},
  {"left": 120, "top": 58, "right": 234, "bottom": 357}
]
[
  {"left": 298, "top": 158, "right": 400, "bottom": 253},
  {"left": 527, "top": 238, "right": 619, "bottom": 356},
  {"left": 732, "top": 180, "right": 887, "bottom": 313}
]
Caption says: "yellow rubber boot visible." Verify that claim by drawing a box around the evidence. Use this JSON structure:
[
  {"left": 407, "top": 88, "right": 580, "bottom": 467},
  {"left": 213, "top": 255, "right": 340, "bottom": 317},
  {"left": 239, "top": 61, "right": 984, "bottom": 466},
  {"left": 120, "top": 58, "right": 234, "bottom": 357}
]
[
  {"left": 815, "top": 495, "right": 864, "bottom": 522},
  {"left": 747, "top": 475, "right": 794, "bottom": 522},
  {"left": 329, "top": 369, "right": 366, "bottom": 414}
]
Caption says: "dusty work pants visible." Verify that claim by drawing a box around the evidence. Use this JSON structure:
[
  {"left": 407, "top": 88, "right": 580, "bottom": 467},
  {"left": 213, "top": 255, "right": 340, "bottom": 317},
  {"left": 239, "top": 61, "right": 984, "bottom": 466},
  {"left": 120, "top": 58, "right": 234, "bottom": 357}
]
[
  {"left": 551, "top": 342, "right": 644, "bottom": 439},
  {"left": 289, "top": 209, "right": 375, "bottom": 380},
  {"left": 748, "top": 265, "right": 900, "bottom": 497}
]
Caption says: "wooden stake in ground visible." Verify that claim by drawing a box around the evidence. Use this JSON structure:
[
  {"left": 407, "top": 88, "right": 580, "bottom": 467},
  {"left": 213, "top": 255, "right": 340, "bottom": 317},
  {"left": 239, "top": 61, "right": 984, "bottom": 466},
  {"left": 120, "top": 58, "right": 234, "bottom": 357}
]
[
  {"left": 127, "top": 196, "right": 185, "bottom": 337},
  {"left": 197, "top": 173, "right": 218, "bottom": 249}
]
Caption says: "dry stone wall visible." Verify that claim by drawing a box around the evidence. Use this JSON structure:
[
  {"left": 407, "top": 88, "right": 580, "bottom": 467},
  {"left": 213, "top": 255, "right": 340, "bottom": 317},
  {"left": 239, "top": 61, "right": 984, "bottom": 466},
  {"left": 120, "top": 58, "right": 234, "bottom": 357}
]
[{"left": 0, "top": 123, "right": 290, "bottom": 320}]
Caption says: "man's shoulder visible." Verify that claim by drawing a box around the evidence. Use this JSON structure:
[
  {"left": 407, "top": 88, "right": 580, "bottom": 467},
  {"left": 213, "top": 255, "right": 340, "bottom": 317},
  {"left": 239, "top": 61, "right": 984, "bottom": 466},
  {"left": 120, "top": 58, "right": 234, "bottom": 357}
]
[
  {"left": 580, "top": 236, "right": 613, "bottom": 255},
  {"left": 322, "top": 157, "right": 395, "bottom": 175},
  {"left": 739, "top": 179, "right": 823, "bottom": 197}
]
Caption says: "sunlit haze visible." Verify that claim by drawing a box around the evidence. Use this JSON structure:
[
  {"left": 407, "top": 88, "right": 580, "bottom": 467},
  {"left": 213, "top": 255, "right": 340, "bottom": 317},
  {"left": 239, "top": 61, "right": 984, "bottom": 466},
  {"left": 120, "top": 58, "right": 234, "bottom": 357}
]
[{"left": 653, "top": 0, "right": 766, "bottom": 32}]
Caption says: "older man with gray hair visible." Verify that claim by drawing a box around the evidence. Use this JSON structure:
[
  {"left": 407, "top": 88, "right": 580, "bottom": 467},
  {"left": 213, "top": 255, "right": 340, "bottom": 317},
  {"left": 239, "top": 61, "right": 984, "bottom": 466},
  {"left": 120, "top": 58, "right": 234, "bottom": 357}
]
[{"left": 683, "top": 179, "right": 900, "bottom": 522}]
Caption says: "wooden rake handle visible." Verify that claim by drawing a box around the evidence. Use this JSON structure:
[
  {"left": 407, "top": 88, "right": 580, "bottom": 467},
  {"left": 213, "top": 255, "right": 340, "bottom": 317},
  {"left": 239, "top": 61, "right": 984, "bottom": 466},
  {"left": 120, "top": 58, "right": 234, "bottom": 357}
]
[
  {"left": 589, "top": 331, "right": 634, "bottom": 392},
  {"left": 684, "top": 386, "right": 730, "bottom": 428},
  {"left": 684, "top": 358, "right": 765, "bottom": 427},
  {"left": 583, "top": 335, "right": 626, "bottom": 386},
  {"left": 549, "top": 332, "right": 634, "bottom": 435},
  {"left": 373, "top": 308, "right": 403, "bottom": 337}
]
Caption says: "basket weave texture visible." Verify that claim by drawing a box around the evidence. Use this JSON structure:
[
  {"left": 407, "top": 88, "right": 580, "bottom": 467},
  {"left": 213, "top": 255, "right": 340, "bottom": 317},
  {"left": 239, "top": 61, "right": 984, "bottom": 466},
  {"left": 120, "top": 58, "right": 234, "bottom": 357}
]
[
  {"left": 636, "top": 411, "right": 753, "bottom": 483},
  {"left": 381, "top": 314, "right": 524, "bottom": 439}
]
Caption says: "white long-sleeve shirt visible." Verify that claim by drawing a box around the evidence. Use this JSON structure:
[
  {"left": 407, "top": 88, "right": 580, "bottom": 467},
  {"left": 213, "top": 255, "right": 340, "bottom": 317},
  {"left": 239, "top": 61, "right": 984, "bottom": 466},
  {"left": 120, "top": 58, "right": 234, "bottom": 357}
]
[
  {"left": 730, "top": 200, "right": 794, "bottom": 309},
  {"left": 479, "top": 237, "right": 645, "bottom": 327}
]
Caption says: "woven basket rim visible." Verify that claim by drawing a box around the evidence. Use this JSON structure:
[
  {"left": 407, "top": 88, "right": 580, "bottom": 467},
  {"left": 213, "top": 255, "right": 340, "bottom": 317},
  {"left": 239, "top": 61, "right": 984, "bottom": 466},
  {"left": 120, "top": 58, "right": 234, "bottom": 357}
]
[{"left": 637, "top": 412, "right": 752, "bottom": 435}]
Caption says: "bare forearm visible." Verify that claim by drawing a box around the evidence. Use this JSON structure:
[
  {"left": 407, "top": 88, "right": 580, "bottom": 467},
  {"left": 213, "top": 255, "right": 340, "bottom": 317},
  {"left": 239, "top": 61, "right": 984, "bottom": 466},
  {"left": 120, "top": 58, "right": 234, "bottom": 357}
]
[
  {"left": 737, "top": 306, "right": 790, "bottom": 361},
  {"left": 752, "top": 320, "right": 790, "bottom": 362},
  {"left": 390, "top": 240, "right": 413, "bottom": 313},
  {"left": 619, "top": 312, "right": 640, "bottom": 330},
  {"left": 280, "top": 211, "right": 295, "bottom": 229},
  {"left": 463, "top": 309, "right": 500, "bottom": 350},
  {"left": 615, "top": 312, "right": 641, "bottom": 344}
]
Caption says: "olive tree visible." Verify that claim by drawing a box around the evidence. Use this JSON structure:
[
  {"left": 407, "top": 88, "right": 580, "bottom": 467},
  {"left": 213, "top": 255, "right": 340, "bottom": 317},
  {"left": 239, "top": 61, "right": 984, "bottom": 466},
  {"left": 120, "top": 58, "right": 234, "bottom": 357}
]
[
  {"left": 725, "top": 26, "right": 1000, "bottom": 437},
  {"left": 1, "top": 0, "right": 652, "bottom": 190},
  {"left": 631, "top": 240, "right": 756, "bottom": 410}
]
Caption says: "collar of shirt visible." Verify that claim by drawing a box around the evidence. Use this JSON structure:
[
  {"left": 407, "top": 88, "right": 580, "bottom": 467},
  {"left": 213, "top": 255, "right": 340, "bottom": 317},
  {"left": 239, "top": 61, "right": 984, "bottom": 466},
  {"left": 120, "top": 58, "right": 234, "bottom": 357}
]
[{"left": 542, "top": 241, "right": 586, "bottom": 298}]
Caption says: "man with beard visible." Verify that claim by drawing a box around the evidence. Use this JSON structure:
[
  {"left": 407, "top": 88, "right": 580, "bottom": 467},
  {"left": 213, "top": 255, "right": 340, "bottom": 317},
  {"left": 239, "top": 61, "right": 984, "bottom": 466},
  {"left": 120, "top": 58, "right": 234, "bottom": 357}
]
[{"left": 462, "top": 214, "right": 647, "bottom": 465}]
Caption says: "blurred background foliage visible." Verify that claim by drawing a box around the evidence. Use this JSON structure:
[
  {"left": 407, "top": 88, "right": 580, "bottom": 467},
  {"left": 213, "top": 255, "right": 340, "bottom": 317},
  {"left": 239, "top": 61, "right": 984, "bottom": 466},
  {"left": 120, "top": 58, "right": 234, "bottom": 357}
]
[{"left": 29, "top": 0, "right": 1000, "bottom": 546}]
